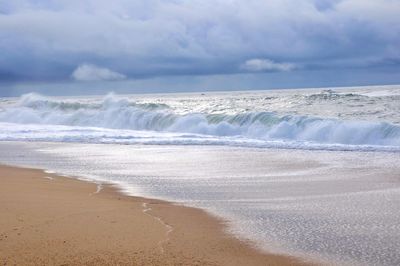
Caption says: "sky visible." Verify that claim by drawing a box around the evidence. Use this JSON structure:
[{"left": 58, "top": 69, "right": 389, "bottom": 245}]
[{"left": 0, "top": 0, "right": 399, "bottom": 95}]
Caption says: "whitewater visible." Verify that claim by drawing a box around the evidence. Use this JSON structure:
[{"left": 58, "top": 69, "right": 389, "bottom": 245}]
[
  {"left": 0, "top": 85, "right": 399, "bottom": 151},
  {"left": 1, "top": 85, "right": 400, "bottom": 265}
]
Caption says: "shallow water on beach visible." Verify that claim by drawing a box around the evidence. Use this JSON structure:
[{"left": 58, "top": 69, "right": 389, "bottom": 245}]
[{"left": 0, "top": 142, "right": 399, "bottom": 266}]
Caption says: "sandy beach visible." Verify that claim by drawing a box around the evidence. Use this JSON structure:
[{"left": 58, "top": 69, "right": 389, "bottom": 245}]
[{"left": 0, "top": 164, "right": 306, "bottom": 265}]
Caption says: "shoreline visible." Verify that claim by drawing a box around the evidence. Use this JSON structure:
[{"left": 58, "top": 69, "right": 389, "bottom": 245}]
[{"left": 0, "top": 164, "right": 310, "bottom": 265}]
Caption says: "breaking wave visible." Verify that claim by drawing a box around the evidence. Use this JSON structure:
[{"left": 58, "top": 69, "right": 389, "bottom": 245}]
[{"left": 0, "top": 93, "right": 399, "bottom": 151}]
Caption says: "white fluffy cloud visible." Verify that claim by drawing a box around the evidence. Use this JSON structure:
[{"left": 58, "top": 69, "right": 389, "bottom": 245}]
[
  {"left": 241, "top": 59, "right": 296, "bottom": 72},
  {"left": 71, "top": 64, "right": 126, "bottom": 81}
]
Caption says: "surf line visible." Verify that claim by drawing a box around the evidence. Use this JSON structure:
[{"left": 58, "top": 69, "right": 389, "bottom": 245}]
[{"left": 142, "top": 202, "right": 174, "bottom": 254}]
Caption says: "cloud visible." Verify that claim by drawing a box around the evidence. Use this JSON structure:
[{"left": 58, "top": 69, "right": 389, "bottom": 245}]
[
  {"left": 241, "top": 59, "right": 296, "bottom": 72},
  {"left": 0, "top": 0, "right": 399, "bottom": 83},
  {"left": 71, "top": 64, "right": 126, "bottom": 81}
]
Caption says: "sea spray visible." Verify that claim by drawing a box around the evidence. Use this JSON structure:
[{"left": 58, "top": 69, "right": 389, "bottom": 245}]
[{"left": 0, "top": 91, "right": 399, "bottom": 150}]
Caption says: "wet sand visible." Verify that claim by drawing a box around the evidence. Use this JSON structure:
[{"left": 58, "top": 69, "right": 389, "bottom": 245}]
[{"left": 0, "top": 164, "right": 308, "bottom": 265}]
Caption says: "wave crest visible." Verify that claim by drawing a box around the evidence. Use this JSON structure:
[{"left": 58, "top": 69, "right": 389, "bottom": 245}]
[{"left": 1, "top": 93, "right": 399, "bottom": 149}]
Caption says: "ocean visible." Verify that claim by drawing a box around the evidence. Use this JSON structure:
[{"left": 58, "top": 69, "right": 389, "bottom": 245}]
[
  {"left": 0, "top": 85, "right": 400, "bottom": 265},
  {"left": 0, "top": 86, "right": 400, "bottom": 151}
]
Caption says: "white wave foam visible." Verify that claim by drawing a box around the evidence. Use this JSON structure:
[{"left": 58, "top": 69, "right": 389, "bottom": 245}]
[{"left": 0, "top": 93, "right": 399, "bottom": 151}]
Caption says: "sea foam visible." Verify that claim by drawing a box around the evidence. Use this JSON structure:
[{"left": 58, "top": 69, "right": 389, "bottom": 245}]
[{"left": 0, "top": 92, "right": 399, "bottom": 151}]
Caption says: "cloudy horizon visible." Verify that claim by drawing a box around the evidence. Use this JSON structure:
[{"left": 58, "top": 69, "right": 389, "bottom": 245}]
[{"left": 0, "top": 0, "right": 399, "bottom": 95}]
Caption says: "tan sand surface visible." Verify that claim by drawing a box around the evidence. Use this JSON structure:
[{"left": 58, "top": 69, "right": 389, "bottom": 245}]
[{"left": 0, "top": 164, "right": 309, "bottom": 265}]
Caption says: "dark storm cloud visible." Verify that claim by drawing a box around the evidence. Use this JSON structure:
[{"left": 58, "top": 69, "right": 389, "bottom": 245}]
[{"left": 0, "top": 0, "right": 399, "bottom": 82}]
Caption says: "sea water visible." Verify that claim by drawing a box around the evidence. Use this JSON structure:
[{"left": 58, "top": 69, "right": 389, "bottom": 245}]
[{"left": 0, "top": 85, "right": 400, "bottom": 265}]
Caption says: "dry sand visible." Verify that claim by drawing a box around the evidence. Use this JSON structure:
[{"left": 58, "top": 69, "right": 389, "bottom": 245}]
[{"left": 0, "top": 164, "right": 309, "bottom": 265}]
